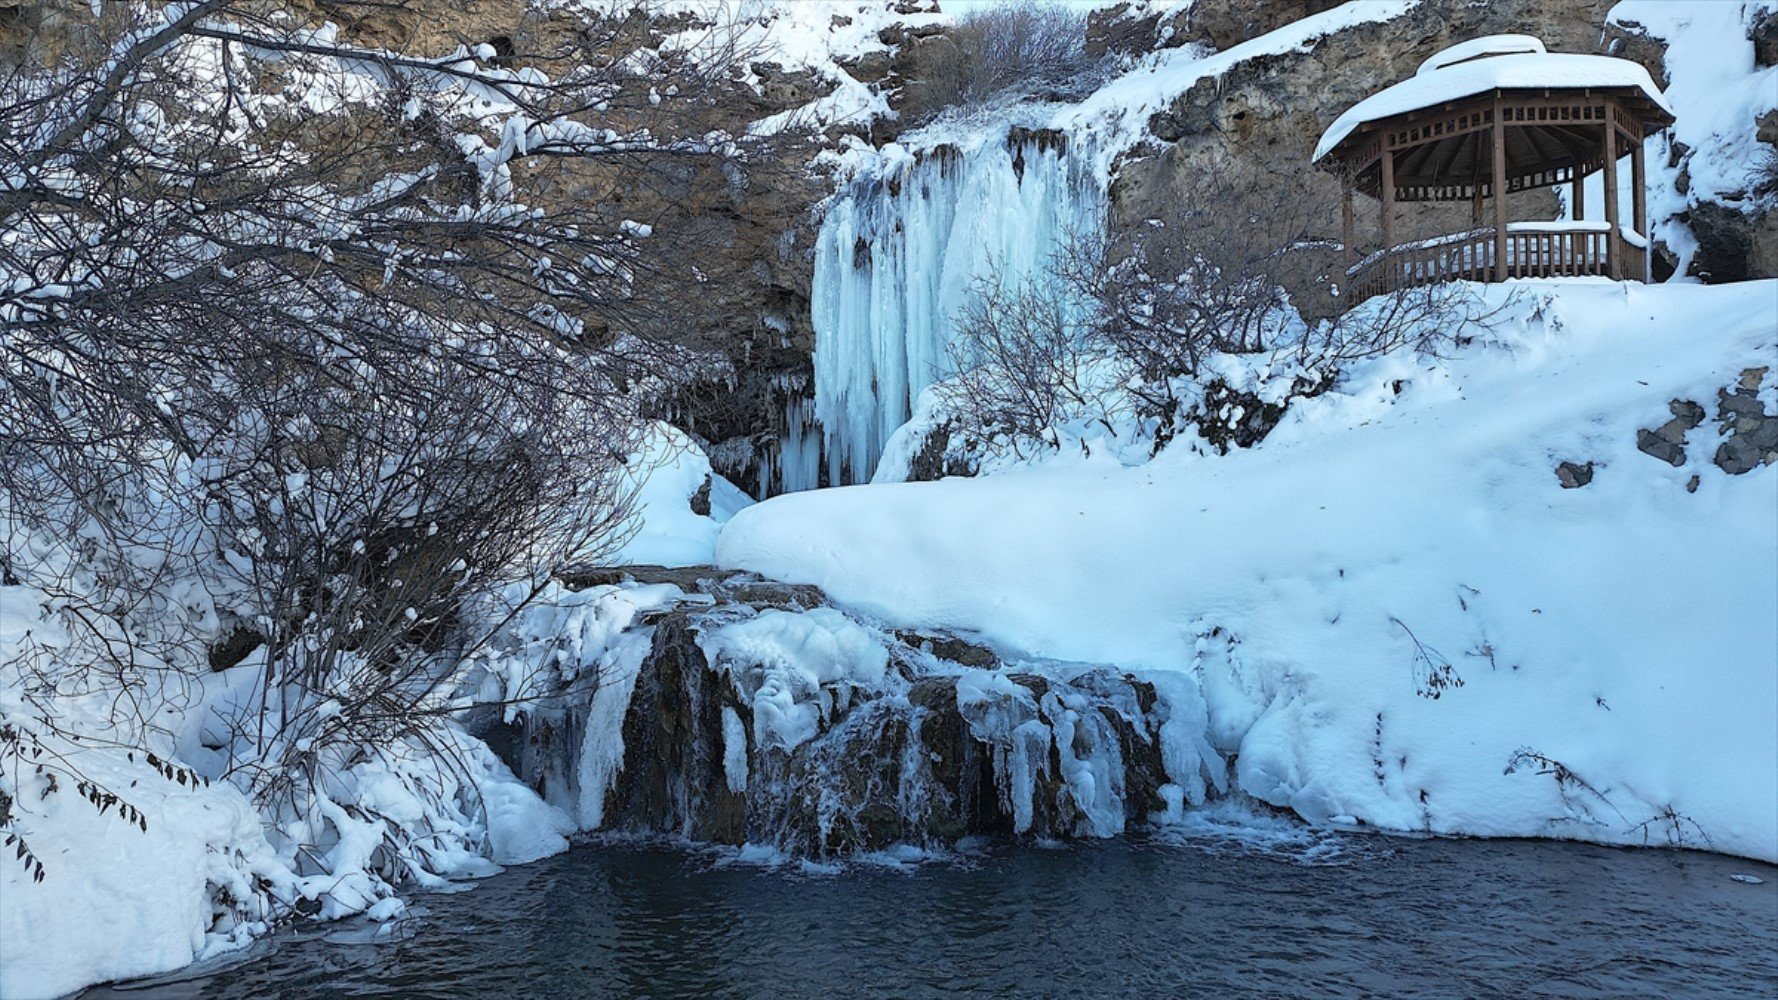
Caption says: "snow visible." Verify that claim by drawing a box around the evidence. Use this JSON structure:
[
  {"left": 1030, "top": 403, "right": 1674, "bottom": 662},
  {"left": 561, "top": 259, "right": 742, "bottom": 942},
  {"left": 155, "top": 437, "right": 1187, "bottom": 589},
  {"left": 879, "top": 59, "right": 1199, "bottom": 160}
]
[
  {"left": 1315, "top": 50, "right": 1674, "bottom": 162},
  {"left": 609, "top": 421, "right": 752, "bottom": 566},
  {"left": 721, "top": 280, "right": 1778, "bottom": 861},
  {"left": 1607, "top": 1, "right": 1778, "bottom": 273},
  {"left": 1417, "top": 34, "right": 1546, "bottom": 75},
  {"left": 699, "top": 608, "right": 891, "bottom": 751}
]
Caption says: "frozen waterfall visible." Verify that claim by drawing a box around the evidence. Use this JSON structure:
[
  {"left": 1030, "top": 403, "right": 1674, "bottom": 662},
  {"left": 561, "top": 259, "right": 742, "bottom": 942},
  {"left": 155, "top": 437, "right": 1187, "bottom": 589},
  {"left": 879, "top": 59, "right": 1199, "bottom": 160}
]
[{"left": 810, "top": 132, "right": 1106, "bottom": 485}]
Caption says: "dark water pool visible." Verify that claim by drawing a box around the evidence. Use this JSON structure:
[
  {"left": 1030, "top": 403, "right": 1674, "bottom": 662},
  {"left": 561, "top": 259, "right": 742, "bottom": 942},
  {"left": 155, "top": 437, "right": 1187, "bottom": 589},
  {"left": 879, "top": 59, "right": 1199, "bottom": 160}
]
[{"left": 88, "top": 825, "right": 1778, "bottom": 999}]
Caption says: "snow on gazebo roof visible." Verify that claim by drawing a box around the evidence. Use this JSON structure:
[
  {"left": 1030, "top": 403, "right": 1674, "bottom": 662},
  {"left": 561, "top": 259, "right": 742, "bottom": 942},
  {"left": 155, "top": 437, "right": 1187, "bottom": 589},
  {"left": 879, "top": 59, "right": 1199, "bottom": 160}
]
[{"left": 1313, "top": 36, "right": 1674, "bottom": 163}]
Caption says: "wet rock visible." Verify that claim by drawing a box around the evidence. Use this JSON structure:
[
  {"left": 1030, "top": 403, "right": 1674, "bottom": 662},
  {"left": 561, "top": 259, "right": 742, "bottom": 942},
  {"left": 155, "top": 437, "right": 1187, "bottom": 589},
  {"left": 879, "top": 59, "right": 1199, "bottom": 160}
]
[
  {"left": 1555, "top": 461, "right": 1595, "bottom": 489},
  {"left": 896, "top": 630, "right": 999, "bottom": 668},
  {"left": 604, "top": 614, "right": 750, "bottom": 844}
]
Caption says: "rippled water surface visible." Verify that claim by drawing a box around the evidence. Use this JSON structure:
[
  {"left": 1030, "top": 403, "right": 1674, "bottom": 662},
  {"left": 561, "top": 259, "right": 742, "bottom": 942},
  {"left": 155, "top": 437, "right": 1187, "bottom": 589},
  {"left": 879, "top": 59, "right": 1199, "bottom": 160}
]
[{"left": 90, "top": 828, "right": 1778, "bottom": 999}]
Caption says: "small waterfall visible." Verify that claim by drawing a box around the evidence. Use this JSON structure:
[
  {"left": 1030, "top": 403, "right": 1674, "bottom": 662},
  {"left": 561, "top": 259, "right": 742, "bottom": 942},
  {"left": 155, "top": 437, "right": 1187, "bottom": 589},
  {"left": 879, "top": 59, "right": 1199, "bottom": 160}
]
[
  {"left": 506, "top": 578, "right": 1227, "bottom": 858},
  {"left": 757, "top": 395, "right": 823, "bottom": 496},
  {"left": 809, "top": 130, "right": 1106, "bottom": 485}
]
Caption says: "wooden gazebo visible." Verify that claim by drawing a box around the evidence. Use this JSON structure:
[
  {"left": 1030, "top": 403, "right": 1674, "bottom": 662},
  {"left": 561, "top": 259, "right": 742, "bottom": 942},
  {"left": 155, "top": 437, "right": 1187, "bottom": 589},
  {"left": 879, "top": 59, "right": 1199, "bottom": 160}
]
[{"left": 1315, "top": 35, "right": 1675, "bottom": 303}]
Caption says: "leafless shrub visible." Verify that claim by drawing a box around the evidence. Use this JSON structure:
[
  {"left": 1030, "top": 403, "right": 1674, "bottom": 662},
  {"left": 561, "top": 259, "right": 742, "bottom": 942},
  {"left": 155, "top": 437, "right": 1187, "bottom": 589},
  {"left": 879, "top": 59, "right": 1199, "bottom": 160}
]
[
  {"left": 0, "top": 0, "right": 765, "bottom": 868},
  {"left": 932, "top": 171, "right": 1503, "bottom": 461},
  {"left": 905, "top": 3, "right": 1106, "bottom": 117},
  {"left": 939, "top": 266, "right": 1113, "bottom": 456}
]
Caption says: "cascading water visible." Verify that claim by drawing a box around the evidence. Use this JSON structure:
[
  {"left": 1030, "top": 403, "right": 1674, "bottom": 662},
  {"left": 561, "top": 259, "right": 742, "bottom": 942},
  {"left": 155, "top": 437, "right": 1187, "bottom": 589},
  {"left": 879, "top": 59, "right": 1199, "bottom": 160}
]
[
  {"left": 808, "top": 130, "right": 1106, "bottom": 485},
  {"left": 501, "top": 573, "right": 1227, "bottom": 858}
]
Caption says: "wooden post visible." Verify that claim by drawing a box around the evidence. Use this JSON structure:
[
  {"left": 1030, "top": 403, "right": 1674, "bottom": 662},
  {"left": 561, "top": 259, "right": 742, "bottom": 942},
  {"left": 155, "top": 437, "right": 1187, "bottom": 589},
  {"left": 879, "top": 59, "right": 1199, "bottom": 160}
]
[
  {"left": 1630, "top": 131, "right": 1648, "bottom": 282},
  {"left": 1572, "top": 174, "right": 1585, "bottom": 221},
  {"left": 1380, "top": 148, "right": 1395, "bottom": 253},
  {"left": 1472, "top": 139, "right": 1486, "bottom": 225},
  {"left": 1602, "top": 102, "right": 1620, "bottom": 281},
  {"left": 1341, "top": 172, "right": 1356, "bottom": 274},
  {"left": 1492, "top": 103, "right": 1508, "bottom": 282}
]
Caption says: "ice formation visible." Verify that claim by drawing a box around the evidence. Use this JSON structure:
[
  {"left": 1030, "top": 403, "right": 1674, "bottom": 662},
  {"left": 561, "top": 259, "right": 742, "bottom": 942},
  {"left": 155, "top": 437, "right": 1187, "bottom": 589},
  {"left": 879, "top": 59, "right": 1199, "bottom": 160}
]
[{"left": 810, "top": 133, "right": 1106, "bottom": 484}]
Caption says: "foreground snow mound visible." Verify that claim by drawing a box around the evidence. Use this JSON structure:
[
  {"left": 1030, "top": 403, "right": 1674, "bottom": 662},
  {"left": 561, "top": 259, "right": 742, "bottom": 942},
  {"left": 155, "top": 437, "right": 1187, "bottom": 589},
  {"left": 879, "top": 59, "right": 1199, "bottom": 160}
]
[
  {"left": 720, "top": 281, "right": 1778, "bottom": 861},
  {"left": 608, "top": 422, "right": 753, "bottom": 567}
]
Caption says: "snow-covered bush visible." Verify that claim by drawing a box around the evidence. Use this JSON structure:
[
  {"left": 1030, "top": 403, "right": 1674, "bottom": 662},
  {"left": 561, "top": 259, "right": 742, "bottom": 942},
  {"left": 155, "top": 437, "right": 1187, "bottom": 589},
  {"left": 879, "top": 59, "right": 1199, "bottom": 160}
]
[{"left": 909, "top": 169, "right": 1498, "bottom": 476}]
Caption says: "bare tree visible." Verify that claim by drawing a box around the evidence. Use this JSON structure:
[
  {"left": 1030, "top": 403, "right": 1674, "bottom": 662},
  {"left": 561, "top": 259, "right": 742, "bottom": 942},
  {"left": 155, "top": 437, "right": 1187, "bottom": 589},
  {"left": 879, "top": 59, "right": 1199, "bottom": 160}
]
[
  {"left": 939, "top": 265, "right": 1113, "bottom": 456},
  {"left": 0, "top": 0, "right": 771, "bottom": 873}
]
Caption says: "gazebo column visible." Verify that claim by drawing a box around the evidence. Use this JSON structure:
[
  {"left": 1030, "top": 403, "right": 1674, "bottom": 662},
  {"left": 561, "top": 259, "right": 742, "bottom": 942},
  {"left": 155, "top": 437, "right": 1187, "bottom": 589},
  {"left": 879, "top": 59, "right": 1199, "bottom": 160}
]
[
  {"left": 1631, "top": 132, "right": 1648, "bottom": 282},
  {"left": 1572, "top": 174, "right": 1585, "bottom": 220},
  {"left": 1492, "top": 109, "right": 1508, "bottom": 282},
  {"left": 1380, "top": 148, "right": 1395, "bottom": 251},
  {"left": 1602, "top": 102, "right": 1621, "bottom": 281},
  {"left": 1341, "top": 172, "right": 1356, "bottom": 274}
]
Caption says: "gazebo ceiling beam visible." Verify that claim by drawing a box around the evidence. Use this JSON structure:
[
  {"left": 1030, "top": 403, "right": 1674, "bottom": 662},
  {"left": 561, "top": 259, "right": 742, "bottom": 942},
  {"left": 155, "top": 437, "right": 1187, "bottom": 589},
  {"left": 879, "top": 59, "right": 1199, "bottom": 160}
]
[
  {"left": 1516, "top": 123, "right": 1561, "bottom": 169},
  {"left": 1363, "top": 117, "right": 1643, "bottom": 201},
  {"left": 1427, "top": 130, "right": 1475, "bottom": 186},
  {"left": 1540, "top": 123, "right": 1599, "bottom": 160},
  {"left": 1397, "top": 136, "right": 1444, "bottom": 180}
]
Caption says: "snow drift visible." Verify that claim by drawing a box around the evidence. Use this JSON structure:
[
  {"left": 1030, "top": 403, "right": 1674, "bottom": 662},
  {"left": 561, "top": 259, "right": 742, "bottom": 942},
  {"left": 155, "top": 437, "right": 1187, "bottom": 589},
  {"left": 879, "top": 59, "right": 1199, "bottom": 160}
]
[{"left": 720, "top": 280, "right": 1778, "bottom": 862}]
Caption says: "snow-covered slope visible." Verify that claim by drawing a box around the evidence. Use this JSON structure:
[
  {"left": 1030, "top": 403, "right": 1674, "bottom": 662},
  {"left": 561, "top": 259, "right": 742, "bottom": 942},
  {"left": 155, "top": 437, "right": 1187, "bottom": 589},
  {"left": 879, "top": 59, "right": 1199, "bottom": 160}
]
[{"left": 720, "top": 280, "right": 1778, "bottom": 861}]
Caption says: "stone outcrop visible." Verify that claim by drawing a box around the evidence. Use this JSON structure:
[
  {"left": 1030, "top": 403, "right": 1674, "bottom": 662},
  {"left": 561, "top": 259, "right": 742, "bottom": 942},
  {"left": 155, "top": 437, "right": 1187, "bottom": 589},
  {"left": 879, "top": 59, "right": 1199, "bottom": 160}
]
[
  {"left": 499, "top": 568, "right": 1192, "bottom": 856},
  {"left": 1714, "top": 368, "right": 1778, "bottom": 475},
  {"left": 1632, "top": 371, "right": 1776, "bottom": 475}
]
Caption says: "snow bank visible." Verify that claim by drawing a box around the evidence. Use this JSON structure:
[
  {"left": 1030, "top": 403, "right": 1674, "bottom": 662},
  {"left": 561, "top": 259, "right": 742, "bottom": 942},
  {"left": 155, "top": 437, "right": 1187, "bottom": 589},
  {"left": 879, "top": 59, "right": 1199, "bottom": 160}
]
[
  {"left": 609, "top": 421, "right": 752, "bottom": 566},
  {"left": 720, "top": 280, "right": 1778, "bottom": 860}
]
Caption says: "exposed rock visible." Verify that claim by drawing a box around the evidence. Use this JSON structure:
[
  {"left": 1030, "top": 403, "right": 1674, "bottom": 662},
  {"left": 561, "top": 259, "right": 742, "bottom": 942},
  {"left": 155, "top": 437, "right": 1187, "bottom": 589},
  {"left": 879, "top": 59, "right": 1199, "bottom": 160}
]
[
  {"left": 901, "top": 420, "right": 978, "bottom": 483},
  {"left": 1085, "top": 2, "right": 1167, "bottom": 59},
  {"left": 1681, "top": 201, "right": 1778, "bottom": 283},
  {"left": 688, "top": 475, "right": 714, "bottom": 517},
  {"left": 603, "top": 613, "right": 750, "bottom": 844},
  {"left": 1757, "top": 110, "right": 1778, "bottom": 150},
  {"left": 208, "top": 625, "right": 265, "bottom": 672},
  {"left": 1195, "top": 380, "right": 1293, "bottom": 454},
  {"left": 895, "top": 630, "right": 1000, "bottom": 668},
  {"left": 1714, "top": 369, "right": 1778, "bottom": 475},
  {"left": 557, "top": 563, "right": 829, "bottom": 611},
  {"left": 1636, "top": 398, "right": 1705, "bottom": 467},
  {"left": 1555, "top": 461, "right": 1595, "bottom": 489},
  {"left": 1175, "top": 0, "right": 1347, "bottom": 52},
  {"left": 1752, "top": 8, "right": 1778, "bottom": 69}
]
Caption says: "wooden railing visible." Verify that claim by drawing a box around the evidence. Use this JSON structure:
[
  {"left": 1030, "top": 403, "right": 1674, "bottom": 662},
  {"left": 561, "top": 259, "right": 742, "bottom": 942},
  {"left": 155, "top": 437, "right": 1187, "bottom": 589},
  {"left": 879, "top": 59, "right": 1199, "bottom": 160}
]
[{"left": 1345, "top": 223, "right": 1646, "bottom": 303}]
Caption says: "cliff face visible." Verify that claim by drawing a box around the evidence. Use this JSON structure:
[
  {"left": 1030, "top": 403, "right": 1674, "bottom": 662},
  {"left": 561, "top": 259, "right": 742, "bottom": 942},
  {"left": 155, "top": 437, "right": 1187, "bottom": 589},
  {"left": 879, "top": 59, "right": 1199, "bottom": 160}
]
[
  {"left": 1094, "top": 0, "right": 1775, "bottom": 298},
  {"left": 8, "top": 1, "right": 1771, "bottom": 496}
]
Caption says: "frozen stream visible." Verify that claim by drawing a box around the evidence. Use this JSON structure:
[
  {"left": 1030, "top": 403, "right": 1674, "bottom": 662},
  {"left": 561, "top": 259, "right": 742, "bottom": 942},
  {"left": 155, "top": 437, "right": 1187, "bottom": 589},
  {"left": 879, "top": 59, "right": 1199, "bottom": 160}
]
[{"left": 87, "top": 829, "right": 1777, "bottom": 998}]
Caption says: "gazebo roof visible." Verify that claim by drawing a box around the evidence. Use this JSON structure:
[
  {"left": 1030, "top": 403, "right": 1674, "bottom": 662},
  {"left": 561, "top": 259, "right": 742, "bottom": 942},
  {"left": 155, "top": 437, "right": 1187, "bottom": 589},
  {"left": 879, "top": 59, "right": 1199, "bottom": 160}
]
[{"left": 1314, "top": 37, "right": 1675, "bottom": 165}]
